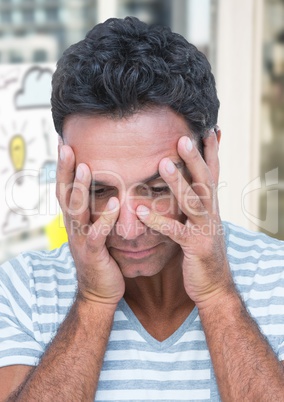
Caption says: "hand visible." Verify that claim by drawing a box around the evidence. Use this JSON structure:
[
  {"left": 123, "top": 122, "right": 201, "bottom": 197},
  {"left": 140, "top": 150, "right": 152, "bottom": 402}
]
[
  {"left": 56, "top": 143, "right": 125, "bottom": 306},
  {"left": 136, "top": 131, "right": 234, "bottom": 309}
]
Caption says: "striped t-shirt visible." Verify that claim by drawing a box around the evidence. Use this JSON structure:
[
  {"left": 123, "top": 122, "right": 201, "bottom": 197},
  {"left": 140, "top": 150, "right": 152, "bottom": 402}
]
[{"left": 0, "top": 221, "right": 284, "bottom": 401}]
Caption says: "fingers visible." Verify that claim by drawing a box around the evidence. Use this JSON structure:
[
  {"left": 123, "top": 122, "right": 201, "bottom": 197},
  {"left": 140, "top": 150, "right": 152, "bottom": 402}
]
[
  {"left": 56, "top": 144, "right": 76, "bottom": 209},
  {"left": 136, "top": 205, "right": 189, "bottom": 247},
  {"left": 57, "top": 144, "right": 92, "bottom": 231},
  {"left": 158, "top": 133, "right": 219, "bottom": 218},
  {"left": 86, "top": 197, "right": 120, "bottom": 252},
  {"left": 158, "top": 158, "right": 208, "bottom": 220},
  {"left": 67, "top": 163, "right": 92, "bottom": 227},
  {"left": 56, "top": 142, "right": 120, "bottom": 249},
  {"left": 177, "top": 136, "right": 215, "bottom": 193}
]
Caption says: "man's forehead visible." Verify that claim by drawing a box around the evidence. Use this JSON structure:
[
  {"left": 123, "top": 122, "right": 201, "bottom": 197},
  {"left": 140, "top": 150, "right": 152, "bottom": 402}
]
[
  {"left": 63, "top": 108, "right": 193, "bottom": 144},
  {"left": 91, "top": 161, "right": 185, "bottom": 187},
  {"left": 63, "top": 109, "right": 194, "bottom": 183}
]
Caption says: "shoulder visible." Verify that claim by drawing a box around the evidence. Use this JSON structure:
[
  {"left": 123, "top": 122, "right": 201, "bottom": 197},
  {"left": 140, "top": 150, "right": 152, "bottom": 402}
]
[
  {"left": 223, "top": 221, "right": 284, "bottom": 301},
  {"left": 223, "top": 223, "right": 284, "bottom": 358},
  {"left": 1, "top": 242, "right": 74, "bottom": 280},
  {"left": 223, "top": 220, "right": 284, "bottom": 291},
  {"left": 223, "top": 221, "right": 284, "bottom": 262},
  {"left": 21, "top": 242, "right": 74, "bottom": 270},
  {"left": 0, "top": 244, "right": 76, "bottom": 367},
  {"left": 22, "top": 242, "right": 76, "bottom": 280},
  {"left": 0, "top": 243, "right": 77, "bottom": 304}
]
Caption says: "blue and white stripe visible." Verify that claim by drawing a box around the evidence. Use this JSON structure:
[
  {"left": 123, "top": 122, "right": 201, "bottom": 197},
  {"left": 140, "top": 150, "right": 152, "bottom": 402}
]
[{"left": 0, "top": 221, "right": 284, "bottom": 401}]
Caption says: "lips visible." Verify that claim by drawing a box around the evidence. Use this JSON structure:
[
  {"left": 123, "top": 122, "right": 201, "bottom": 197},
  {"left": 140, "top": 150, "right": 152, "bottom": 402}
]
[{"left": 109, "top": 245, "right": 159, "bottom": 260}]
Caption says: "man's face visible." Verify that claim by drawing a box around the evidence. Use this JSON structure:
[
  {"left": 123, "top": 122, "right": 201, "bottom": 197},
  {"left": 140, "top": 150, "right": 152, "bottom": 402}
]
[{"left": 63, "top": 107, "right": 195, "bottom": 278}]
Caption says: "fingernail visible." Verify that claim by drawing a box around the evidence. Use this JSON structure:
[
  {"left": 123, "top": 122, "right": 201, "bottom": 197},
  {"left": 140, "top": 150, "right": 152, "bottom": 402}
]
[
  {"left": 165, "top": 159, "right": 176, "bottom": 174},
  {"left": 136, "top": 205, "right": 150, "bottom": 217},
  {"left": 76, "top": 165, "right": 84, "bottom": 181},
  {"left": 107, "top": 197, "right": 118, "bottom": 211},
  {"left": 60, "top": 147, "right": 65, "bottom": 161},
  {"left": 185, "top": 137, "right": 192, "bottom": 152}
]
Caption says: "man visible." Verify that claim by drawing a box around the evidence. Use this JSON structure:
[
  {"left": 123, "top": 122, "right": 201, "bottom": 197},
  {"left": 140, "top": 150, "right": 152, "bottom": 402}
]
[{"left": 0, "top": 16, "right": 284, "bottom": 401}]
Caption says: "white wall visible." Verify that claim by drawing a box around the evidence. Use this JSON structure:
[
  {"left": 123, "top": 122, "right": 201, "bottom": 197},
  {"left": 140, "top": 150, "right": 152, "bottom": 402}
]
[{"left": 216, "top": 0, "right": 263, "bottom": 229}]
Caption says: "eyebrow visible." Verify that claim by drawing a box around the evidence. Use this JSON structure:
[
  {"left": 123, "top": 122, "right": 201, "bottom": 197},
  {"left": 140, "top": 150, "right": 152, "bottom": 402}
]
[{"left": 91, "top": 161, "right": 185, "bottom": 187}]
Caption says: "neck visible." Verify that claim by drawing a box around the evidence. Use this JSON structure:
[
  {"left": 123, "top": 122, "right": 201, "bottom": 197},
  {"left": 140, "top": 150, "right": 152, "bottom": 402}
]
[{"left": 123, "top": 257, "right": 195, "bottom": 341}]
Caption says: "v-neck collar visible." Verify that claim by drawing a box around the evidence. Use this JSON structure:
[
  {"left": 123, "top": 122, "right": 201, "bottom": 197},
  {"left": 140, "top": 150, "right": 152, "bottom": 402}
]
[{"left": 118, "top": 298, "right": 199, "bottom": 351}]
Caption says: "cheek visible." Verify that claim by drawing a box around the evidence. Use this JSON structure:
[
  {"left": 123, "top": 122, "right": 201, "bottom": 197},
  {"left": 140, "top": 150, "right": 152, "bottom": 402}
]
[
  {"left": 89, "top": 194, "right": 186, "bottom": 224},
  {"left": 149, "top": 194, "right": 183, "bottom": 220},
  {"left": 89, "top": 197, "right": 108, "bottom": 223}
]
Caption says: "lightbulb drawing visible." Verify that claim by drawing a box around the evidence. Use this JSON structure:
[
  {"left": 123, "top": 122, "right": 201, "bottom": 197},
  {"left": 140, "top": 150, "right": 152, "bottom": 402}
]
[{"left": 9, "top": 134, "right": 26, "bottom": 184}]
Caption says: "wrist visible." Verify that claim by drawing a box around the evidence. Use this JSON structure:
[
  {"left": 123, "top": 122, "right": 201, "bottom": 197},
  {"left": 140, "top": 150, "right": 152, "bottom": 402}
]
[
  {"left": 196, "top": 282, "right": 242, "bottom": 316},
  {"left": 75, "top": 291, "right": 119, "bottom": 314}
]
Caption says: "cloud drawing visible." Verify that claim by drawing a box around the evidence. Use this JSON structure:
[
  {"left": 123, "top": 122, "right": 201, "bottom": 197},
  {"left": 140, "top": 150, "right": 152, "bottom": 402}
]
[{"left": 14, "top": 66, "right": 53, "bottom": 109}]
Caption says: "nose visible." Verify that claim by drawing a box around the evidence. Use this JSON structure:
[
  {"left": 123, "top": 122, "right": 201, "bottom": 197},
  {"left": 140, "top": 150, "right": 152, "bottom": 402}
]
[{"left": 114, "top": 196, "right": 147, "bottom": 240}]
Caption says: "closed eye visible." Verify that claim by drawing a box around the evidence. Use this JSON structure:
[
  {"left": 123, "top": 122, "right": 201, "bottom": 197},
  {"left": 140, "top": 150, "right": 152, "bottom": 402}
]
[
  {"left": 90, "top": 186, "right": 116, "bottom": 199},
  {"left": 138, "top": 184, "right": 171, "bottom": 198},
  {"left": 150, "top": 186, "right": 170, "bottom": 196}
]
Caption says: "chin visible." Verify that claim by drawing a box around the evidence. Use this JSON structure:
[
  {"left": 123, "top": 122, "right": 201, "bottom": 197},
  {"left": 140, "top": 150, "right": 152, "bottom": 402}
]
[
  {"left": 119, "top": 264, "right": 163, "bottom": 278},
  {"left": 112, "top": 254, "right": 160, "bottom": 277},
  {"left": 109, "top": 241, "right": 182, "bottom": 278}
]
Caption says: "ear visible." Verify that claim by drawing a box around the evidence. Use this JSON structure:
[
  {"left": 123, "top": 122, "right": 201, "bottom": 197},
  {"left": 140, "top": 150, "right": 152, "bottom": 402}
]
[
  {"left": 215, "top": 125, "right": 221, "bottom": 146},
  {"left": 203, "top": 126, "right": 221, "bottom": 186}
]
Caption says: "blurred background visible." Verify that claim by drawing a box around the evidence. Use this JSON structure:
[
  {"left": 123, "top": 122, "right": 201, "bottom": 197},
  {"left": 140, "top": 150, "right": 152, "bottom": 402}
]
[{"left": 0, "top": 0, "right": 283, "bottom": 263}]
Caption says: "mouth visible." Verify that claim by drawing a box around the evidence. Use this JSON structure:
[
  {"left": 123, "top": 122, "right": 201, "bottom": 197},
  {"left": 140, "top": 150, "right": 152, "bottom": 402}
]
[{"left": 110, "top": 245, "right": 159, "bottom": 260}]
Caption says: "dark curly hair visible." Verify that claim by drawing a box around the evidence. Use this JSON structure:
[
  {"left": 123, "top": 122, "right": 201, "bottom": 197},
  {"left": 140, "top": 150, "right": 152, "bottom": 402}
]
[{"left": 51, "top": 16, "right": 219, "bottom": 145}]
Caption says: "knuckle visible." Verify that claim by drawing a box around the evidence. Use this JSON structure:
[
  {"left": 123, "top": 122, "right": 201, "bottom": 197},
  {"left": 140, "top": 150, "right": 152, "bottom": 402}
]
[
  {"left": 101, "top": 211, "right": 116, "bottom": 227},
  {"left": 188, "top": 196, "right": 202, "bottom": 211},
  {"left": 150, "top": 211, "right": 162, "bottom": 226},
  {"left": 169, "top": 174, "right": 180, "bottom": 186},
  {"left": 70, "top": 186, "right": 89, "bottom": 211},
  {"left": 56, "top": 160, "right": 66, "bottom": 177},
  {"left": 56, "top": 184, "right": 67, "bottom": 207},
  {"left": 191, "top": 149, "right": 200, "bottom": 163}
]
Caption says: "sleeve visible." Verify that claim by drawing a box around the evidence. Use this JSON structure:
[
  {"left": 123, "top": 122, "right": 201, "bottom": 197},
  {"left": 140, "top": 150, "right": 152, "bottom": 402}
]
[
  {"left": 0, "top": 256, "right": 44, "bottom": 367},
  {"left": 278, "top": 344, "right": 284, "bottom": 362}
]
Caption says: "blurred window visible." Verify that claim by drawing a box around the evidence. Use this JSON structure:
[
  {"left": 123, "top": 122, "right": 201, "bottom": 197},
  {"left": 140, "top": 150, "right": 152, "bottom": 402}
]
[
  {"left": 1, "top": 10, "right": 12, "bottom": 22},
  {"left": 9, "top": 50, "right": 23, "bottom": 63},
  {"left": 45, "top": 7, "right": 59, "bottom": 22},
  {"left": 33, "top": 49, "right": 47, "bottom": 62},
  {"left": 22, "top": 9, "right": 35, "bottom": 23},
  {"left": 14, "top": 29, "right": 26, "bottom": 36},
  {"left": 118, "top": 0, "right": 171, "bottom": 26}
]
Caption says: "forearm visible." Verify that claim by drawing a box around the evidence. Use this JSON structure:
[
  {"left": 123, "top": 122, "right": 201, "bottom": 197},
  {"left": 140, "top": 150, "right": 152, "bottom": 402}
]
[
  {"left": 199, "top": 288, "right": 284, "bottom": 401},
  {"left": 8, "top": 295, "right": 116, "bottom": 402}
]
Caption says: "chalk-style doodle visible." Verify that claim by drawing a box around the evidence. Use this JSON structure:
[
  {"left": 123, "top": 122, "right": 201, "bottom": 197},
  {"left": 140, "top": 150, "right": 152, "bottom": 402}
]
[
  {"left": 14, "top": 66, "right": 53, "bottom": 109},
  {"left": 42, "top": 119, "right": 54, "bottom": 157},
  {"left": 0, "top": 125, "right": 8, "bottom": 137},
  {"left": 39, "top": 160, "right": 57, "bottom": 184},
  {"left": 0, "top": 69, "right": 19, "bottom": 91},
  {"left": 0, "top": 63, "right": 57, "bottom": 242},
  {"left": 2, "top": 210, "right": 29, "bottom": 235},
  {"left": 9, "top": 134, "right": 26, "bottom": 174}
]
